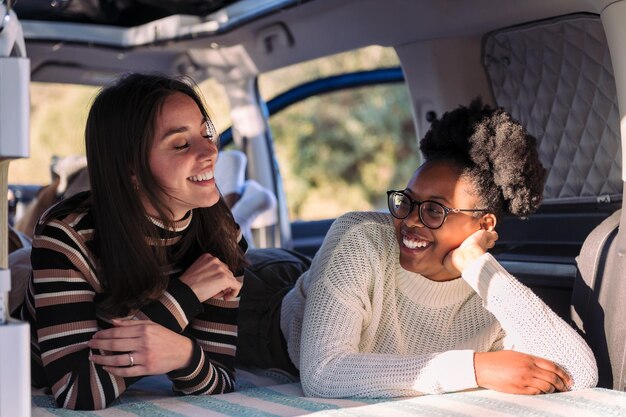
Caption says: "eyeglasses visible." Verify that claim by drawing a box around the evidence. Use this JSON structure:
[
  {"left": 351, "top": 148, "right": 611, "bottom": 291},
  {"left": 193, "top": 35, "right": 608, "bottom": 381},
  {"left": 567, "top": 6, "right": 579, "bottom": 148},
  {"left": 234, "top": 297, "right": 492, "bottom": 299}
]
[{"left": 386, "top": 190, "right": 488, "bottom": 229}]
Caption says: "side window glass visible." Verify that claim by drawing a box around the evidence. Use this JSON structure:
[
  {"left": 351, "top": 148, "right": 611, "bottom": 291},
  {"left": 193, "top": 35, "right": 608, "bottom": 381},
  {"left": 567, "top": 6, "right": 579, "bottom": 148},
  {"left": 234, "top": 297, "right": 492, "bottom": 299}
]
[
  {"left": 8, "top": 79, "right": 231, "bottom": 187},
  {"left": 269, "top": 83, "right": 418, "bottom": 221},
  {"left": 9, "top": 83, "right": 95, "bottom": 185}
]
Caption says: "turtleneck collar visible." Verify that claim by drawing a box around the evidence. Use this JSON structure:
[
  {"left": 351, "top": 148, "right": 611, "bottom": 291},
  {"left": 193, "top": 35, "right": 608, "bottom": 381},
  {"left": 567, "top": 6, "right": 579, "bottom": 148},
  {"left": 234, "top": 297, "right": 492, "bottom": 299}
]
[{"left": 147, "top": 210, "right": 193, "bottom": 233}]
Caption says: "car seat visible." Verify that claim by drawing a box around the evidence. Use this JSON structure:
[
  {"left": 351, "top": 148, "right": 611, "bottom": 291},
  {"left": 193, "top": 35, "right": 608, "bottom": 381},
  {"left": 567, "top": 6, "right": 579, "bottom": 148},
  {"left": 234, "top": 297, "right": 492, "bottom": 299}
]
[
  {"left": 483, "top": 14, "right": 625, "bottom": 388},
  {"left": 571, "top": 208, "right": 625, "bottom": 389}
]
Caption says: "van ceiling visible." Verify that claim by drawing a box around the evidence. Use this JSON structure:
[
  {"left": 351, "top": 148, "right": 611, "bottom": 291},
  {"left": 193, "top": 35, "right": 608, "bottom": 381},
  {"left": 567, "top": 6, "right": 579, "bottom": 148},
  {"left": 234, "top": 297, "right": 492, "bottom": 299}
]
[
  {"left": 14, "top": 0, "right": 243, "bottom": 27},
  {"left": 14, "top": 0, "right": 616, "bottom": 85}
]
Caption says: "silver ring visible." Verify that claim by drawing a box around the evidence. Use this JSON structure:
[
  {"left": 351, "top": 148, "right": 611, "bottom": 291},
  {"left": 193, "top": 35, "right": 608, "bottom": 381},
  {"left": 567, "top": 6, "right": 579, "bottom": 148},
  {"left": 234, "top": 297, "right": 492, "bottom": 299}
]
[{"left": 128, "top": 352, "right": 134, "bottom": 367}]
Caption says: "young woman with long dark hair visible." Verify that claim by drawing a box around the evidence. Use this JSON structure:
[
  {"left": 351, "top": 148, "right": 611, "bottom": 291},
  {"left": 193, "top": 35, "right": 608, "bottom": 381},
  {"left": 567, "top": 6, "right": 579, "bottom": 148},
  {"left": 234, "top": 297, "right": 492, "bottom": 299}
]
[{"left": 14, "top": 73, "right": 247, "bottom": 410}]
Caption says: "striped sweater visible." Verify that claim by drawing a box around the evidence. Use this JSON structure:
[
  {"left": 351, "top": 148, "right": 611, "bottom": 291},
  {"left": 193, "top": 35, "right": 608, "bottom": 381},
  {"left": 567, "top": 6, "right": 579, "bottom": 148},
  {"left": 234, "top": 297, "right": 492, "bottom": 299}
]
[{"left": 17, "top": 199, "right": 246, "bottom": 410}]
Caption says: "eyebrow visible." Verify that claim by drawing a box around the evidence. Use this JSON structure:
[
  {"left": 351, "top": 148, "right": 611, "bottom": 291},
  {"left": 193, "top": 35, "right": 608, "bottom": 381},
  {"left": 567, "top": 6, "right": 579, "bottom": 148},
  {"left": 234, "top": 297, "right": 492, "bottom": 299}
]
[
  {"left": 404, "top": 189, "right": 452, "bottom": 204},
  {"left": 161, "top": 118, "right": 207, "bottom": 141}
]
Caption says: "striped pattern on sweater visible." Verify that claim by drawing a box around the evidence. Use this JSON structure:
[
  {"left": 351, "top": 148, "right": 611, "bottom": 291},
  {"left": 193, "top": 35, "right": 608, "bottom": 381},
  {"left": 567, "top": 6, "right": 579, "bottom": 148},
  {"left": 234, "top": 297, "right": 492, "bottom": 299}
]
[{"left": 18, "top": 206, "right": 246, "bottom": 410}]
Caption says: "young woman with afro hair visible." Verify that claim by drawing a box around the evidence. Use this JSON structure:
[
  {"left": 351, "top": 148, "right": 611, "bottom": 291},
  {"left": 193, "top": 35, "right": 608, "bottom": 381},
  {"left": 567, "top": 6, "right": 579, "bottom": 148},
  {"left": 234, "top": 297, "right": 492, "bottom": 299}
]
[{"left": 236, "top": 98, "right": 598, "bottom": 398}]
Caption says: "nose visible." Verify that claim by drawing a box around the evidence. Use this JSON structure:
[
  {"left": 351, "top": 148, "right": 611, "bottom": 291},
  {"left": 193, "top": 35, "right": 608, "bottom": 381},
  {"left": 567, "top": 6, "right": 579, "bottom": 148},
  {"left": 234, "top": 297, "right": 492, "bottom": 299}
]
[
  {"left": 403, "top": 206, "right": 425, "bottom": 228},
  {"left": 195, "top": 138, "right": 218, "bottom": 161}
]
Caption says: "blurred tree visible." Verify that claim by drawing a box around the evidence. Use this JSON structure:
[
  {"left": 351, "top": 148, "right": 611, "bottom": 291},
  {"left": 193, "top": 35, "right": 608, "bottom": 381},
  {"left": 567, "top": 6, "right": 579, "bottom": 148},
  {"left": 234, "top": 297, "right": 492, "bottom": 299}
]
[
  {"left": 260, "top": 46, "right": 420, "bottom": 220},
  {"left": 9, "top": 79, "right": 230, "bottom": 186},
  {"left": 270, "top": 83, "right": 419, "bottom": 220},
  {"left": 9, "top": 83, "right": 96, "bottom": 185}
]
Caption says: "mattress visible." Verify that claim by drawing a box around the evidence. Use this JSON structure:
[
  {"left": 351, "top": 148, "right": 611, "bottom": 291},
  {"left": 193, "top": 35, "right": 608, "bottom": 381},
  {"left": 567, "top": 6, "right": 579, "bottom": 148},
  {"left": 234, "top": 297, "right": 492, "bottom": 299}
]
[{"left": 31, "top": 367, "right": 626, "bottom": 416}]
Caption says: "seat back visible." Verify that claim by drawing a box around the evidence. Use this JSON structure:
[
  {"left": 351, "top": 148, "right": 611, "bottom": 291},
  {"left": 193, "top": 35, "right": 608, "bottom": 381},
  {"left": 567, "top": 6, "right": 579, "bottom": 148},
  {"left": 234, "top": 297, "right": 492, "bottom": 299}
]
[
  {"left": 482, "top": 14, "right": 623, "bottom": 323},
  {"left": 571, "top": 208, "right": 626, "bottom": 389},
  {"left": 483, "top": 14, "right": 622, "bottom": 205}
]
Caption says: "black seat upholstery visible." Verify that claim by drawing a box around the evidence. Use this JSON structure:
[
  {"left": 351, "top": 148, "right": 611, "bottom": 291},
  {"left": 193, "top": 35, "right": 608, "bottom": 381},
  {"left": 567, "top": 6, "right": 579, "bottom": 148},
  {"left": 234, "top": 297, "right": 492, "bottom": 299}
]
[{"left": 571, "top": 208, "right": 625, "bottom": 389}]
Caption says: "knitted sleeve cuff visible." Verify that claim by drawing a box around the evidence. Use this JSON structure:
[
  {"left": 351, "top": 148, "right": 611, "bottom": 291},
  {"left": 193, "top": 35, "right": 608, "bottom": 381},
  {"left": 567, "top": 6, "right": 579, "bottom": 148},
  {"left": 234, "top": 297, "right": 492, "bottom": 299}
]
[
  {"left": 461, "top": 253, "right": 511, "bottom": 298},
  {"left": 168, "top": 340, "right": 203, "bottom": 380},
  {"left": 413, "top": 350, "right": 478, "bottom": 393},
  {"left": 137, "top": 279, "right": 203, "bottom": 333}
]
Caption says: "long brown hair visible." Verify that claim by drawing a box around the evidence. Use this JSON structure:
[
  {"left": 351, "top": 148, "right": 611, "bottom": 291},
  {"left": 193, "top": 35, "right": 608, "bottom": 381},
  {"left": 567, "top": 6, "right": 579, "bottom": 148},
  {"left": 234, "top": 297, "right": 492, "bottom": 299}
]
[{"left": 41, "top": 73, "right": 246, "bottom": 315}]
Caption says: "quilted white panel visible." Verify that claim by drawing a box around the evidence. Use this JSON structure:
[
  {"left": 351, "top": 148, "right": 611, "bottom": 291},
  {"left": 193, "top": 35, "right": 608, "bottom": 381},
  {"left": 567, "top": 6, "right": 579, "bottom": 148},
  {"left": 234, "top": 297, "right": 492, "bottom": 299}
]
[{"left": 483, "top": 15, "right": 622, "bottom": 204}]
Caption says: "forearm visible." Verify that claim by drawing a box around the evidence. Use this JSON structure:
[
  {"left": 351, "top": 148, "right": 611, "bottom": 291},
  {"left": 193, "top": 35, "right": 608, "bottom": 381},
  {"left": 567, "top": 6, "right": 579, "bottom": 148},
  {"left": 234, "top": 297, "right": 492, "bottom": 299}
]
[
  {"left": 32, "top": 276, "right": 137, "bottom": 409},
  {"left": 135, "top": 278, "right": 203, "bottom": 333},
  {"left": 31, "top": 239, "right": 141, "bottom": 409},
  {"left": 301, "top": 348, "right": 477, "bottom": 398},
  {"left": 167, "top": 339, "right": 236, "bottom": 395},
  {"left": 48, "top": 348, "right": 141, "bottom": 409},
  {"left": 462, "top": 253, "right": 598, "bottom": 389},
  {"left": 169, "top": 298, "right": 239, "bottom": 394}
]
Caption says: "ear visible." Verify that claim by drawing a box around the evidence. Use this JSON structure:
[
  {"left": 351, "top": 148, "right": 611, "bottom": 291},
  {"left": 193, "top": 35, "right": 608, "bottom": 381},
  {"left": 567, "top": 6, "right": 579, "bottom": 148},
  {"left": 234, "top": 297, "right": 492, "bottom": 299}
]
[
  {"left": 130, "top": 173, "right": 140, "bottom": 191},
  {"left": 479, "top": 213, "right": 497, "bottom": 231}
]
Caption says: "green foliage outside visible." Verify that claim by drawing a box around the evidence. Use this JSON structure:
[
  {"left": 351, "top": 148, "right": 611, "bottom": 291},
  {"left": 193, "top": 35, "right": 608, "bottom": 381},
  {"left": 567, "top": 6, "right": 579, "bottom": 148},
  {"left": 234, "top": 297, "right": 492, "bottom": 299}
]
[
  {"left": 269, "top": 84, "right": 419, "bottom": 220},
  {"left": 259, "top": 46, "right": 420, "bottom": 220},
  {"left": 9, "top": 46, "right": 421, "bottom": 221},
  {"left": 8, "top": 79, "right": 230, "bottom": 186},
  {"left": 9, "top": 84, "right": 95, "bottom": 185}
]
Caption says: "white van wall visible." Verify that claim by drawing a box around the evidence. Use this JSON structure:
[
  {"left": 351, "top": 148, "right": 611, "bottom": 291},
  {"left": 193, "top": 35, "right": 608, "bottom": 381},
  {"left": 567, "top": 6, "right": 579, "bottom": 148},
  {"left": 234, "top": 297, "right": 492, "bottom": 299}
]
[{"left": 396, "top": 36, "right": 494, "bottom": 141}]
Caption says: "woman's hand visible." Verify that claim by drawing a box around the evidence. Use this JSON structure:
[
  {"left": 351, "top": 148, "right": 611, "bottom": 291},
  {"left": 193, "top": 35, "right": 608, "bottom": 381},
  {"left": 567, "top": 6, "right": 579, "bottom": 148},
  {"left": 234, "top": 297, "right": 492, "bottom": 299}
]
[
  {"left": 179, "top": 253, "right": 242, "bottom": 303},
  {"left": 444, "top": 229, "right": 498, "bottom": 276},
  {"left": 474, "top": 350, "right": 573, "bottom": 394},
  {"left": 88, "top": 319, "right": 194, "bottom": 377}
]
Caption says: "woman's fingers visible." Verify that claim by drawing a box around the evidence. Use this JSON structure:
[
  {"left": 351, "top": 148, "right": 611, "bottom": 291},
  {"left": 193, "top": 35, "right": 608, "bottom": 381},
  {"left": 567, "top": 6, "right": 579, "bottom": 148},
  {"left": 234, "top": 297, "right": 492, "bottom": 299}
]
[
  {"left": 103, "top": 365, "right": 147, "bottom": 377},
  {"left": 216, "top": 283, "right": 241, "bottom": 301},
  {"left": 91, "top": 321, "right": 146, "bottom": 339},
  {"left": 485, "top": 230, "right": 498, "bottom": 248},
  {"left": 89, "top": 320, "right": 152, "bottom": 351},
  {"left": 223, "top": 288, "right": 239, "bottom": 301},
  {"left": 474, "top": 350, "right": 572, "bottom": 395},
  {"left": 445, "top": 229, "right": 501, "bottom": 274},
  {"left": 470, "top": 229, "right": 498, "bottom": 250},
  {"left": 88, "top": 320, "right": 195, "bottom": 375},
  {"left": 217, "top": 277, "right": 242, "bottom": 299},
  {"left": 90, "top": 352, "right": 149, "bottom": 377},
  {"left": 90, "top": 351, "right": 136, "bottom": 367},
  {"left": 533, "top": 357, "right": 572, "bottom": 391},
  {"left": 88, "top": 336, "right": 142, "bottom": 352},
  {"left": 111, "top": 318, "right": 151, "bottom": 327},
  {"left": 530, "top": 377, "right": 556, "bottom": 394},
  {"left": 179, "top": 253, "right": 241, "bottom": 302}
]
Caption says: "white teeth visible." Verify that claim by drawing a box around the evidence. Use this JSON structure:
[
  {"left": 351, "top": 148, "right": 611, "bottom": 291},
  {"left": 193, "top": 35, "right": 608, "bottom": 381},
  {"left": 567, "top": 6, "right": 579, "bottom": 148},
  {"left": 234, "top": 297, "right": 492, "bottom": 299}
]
[
  {"left": 403, "top": 236, "right": 430, "bottom": 249},
  {"left": 188, "top": 171, "right": 214, "bottom": 182}
]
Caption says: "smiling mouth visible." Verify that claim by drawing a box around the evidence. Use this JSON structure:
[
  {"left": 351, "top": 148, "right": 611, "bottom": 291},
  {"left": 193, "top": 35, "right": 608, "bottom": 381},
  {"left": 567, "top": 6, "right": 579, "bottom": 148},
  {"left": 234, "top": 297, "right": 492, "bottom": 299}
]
[
  {"left": 187, "top": 171, "right": 214, "bottom": 182},
  {"left": 402, "top": 235, "right": 432, "bottom": 250}
]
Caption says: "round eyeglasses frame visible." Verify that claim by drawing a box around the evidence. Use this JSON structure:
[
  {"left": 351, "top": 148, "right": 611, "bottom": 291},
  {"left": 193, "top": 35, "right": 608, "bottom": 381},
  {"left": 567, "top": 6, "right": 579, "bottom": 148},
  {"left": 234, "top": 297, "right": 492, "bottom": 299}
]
[{"left": 386, "top": 190, "right": 489, "bottom": 229}]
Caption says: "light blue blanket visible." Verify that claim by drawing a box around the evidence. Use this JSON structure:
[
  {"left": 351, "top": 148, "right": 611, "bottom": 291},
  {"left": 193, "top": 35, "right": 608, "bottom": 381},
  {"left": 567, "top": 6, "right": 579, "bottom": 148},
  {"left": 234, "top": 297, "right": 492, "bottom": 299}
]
[{"left": 31, "top": 368, "right": 626, "bottom": 417}]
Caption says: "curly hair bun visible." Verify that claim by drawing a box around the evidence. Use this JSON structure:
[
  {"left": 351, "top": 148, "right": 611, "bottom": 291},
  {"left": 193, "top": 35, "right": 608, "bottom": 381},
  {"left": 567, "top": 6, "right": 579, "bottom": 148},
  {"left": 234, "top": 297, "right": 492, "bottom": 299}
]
[{"left": 420, "top": 98, "right": 546, "bottom": 217}]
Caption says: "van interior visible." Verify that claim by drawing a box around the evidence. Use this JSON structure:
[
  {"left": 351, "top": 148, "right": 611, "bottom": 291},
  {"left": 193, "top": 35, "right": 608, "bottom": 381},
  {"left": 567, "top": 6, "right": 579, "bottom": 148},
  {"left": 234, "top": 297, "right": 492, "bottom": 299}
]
[{"left": 1, "top": 0, "right": 626, "bottom": 415}]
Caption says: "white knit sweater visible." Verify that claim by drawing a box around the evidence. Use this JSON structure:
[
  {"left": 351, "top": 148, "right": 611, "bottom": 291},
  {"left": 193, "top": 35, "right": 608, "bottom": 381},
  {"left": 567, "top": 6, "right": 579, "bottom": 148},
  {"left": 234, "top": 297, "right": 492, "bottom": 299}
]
[{"left": 280, "top": 211, "right": 598, "bottom": 398}]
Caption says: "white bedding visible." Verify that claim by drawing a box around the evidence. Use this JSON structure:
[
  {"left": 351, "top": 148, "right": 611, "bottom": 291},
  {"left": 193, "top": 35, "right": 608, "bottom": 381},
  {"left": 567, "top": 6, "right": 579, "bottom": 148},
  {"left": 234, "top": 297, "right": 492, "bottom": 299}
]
[{"left": 31, "top": 368, "right": 626, "bottom": 417}]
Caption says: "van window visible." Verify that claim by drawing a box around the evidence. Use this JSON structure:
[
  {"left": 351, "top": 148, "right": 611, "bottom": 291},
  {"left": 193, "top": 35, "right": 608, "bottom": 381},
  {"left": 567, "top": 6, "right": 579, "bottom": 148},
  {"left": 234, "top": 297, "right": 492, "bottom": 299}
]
[
  {"left": 8, "top": 79, "right": 231, "bottom": 186},
  {"left": 260, "top": 47, "right": 418, "bottom": 221}
]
